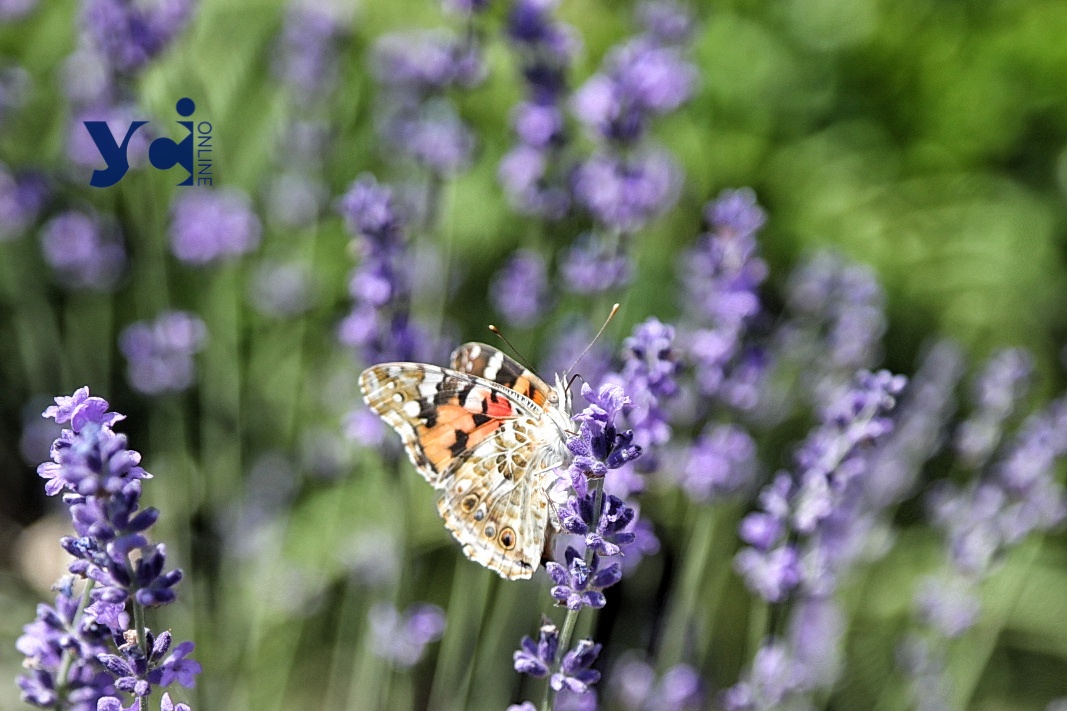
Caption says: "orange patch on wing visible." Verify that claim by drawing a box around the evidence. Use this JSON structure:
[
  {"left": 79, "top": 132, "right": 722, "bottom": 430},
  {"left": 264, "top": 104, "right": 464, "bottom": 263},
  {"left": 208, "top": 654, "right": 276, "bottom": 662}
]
[{"left": 418, "top": 405, "right": 504, "bottom": 468}]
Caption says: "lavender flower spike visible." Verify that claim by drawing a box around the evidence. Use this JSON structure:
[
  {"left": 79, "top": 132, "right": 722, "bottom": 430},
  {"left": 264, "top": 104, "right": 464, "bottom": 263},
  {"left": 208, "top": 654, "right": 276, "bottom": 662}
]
[{"left": 19, "top": 387, "right": 198, "bottom": 711}]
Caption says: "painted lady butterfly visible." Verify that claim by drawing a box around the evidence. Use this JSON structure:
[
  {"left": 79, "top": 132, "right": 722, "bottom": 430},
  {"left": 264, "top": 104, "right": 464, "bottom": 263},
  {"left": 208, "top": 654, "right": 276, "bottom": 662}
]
[{"left": 359, "top": 343, "right": 573, "bottom": 580}]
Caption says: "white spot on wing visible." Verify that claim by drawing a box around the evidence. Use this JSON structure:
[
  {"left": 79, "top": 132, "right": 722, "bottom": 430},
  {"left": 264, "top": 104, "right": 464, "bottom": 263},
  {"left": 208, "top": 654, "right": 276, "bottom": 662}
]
[
  {"left": 403, "top": 400, "right": 421, "bottom": 417},
  {"left": 484, "top": 351, "right": 504, "bottom": 381}
]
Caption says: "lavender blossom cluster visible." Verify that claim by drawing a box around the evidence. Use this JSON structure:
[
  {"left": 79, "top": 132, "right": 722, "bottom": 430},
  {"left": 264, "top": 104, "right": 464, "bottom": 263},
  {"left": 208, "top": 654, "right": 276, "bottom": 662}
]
[
  {"left": 512, "top": 382, "right": 642, "bottom": 709},
  {"left": 17, "top": 388, "right": 199, "bottom": 711}
]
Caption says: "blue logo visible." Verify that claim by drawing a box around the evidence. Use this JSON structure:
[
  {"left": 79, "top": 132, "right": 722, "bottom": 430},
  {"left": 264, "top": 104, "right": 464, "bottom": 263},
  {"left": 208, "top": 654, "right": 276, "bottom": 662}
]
[{"left": 85, "top": 98, "right": 213, "bottom": 188}]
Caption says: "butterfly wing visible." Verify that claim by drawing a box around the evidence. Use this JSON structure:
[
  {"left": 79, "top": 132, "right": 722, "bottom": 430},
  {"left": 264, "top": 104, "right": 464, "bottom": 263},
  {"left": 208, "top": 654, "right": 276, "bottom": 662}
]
[
  {"left": 360, "top": 361, "right": 561, "bottom": 579},
  {"left": 360, "top": 363, "right": 532, "bottom": 486},
  {"left": 450, "top": 343, "right": 555, "bottom": 408},
  {"left": 436, "top": 431, "right": 557, "bottom": 579}
]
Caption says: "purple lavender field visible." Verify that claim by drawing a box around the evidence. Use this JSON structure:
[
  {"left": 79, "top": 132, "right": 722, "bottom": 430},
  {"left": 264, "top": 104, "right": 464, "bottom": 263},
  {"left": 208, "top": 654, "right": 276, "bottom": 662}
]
[{"left": 3, "top": 1, "right": 1067, "bottom": 710}]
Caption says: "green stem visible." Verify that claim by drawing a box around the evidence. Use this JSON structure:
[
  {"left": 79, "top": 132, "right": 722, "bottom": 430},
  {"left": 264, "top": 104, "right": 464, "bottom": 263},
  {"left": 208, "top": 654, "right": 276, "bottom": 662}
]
[
  {"left": 658, "top": 504, "right": 716, "bottom": 670},
  {"left": 133, "top": 599, "right": 147, "bottom": 653}
]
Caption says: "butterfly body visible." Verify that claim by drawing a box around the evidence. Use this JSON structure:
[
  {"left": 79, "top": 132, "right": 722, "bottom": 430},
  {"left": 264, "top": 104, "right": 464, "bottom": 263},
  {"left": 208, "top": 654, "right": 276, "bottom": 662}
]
[{"left": 359, "top": 343, "right": 572, "bottom": 580}]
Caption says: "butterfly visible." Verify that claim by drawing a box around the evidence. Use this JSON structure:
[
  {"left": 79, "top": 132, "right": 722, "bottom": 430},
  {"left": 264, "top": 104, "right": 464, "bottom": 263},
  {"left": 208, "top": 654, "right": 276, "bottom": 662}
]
[{"left": 359, "top": 343, "right": 574, "bottom": 580}]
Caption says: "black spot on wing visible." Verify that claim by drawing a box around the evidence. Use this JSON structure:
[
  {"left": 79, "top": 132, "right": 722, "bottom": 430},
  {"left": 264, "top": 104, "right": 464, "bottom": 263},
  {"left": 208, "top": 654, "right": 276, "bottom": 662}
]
[
  {"left": 457, "top": 382, "right": 475, "bottom": 407},
  {"left": 449, "top": 428, "right": 469, "bottom": 456},
  {"left": 472, "top": 413, "right": 490, "bottom": 427},
  {"left": 419, "top": 402, "right": 437, "bottom": 428}
]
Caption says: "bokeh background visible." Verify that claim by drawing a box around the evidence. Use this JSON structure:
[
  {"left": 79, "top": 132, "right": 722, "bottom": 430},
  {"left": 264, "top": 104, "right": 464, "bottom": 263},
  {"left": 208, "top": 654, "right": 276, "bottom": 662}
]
[{"left": 3, "top": 0, "right": 1067, "bottom": 710}]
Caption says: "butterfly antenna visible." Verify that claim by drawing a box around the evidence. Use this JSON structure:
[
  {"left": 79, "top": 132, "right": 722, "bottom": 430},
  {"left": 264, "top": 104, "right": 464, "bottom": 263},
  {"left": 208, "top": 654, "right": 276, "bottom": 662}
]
[
  {"left": 488, "top": 324, "right": 536, "bottom": 371},
  {"left": 565, "top": 303, "right": 620, "bottom": 382}
]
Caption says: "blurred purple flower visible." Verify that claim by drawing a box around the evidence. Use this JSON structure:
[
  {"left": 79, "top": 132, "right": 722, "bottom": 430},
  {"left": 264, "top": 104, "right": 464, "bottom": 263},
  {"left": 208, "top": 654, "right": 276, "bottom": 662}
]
[
  {"left": 915, "top": 574, "right": 980, "bottom": 638},
  {"left": 612, "top": 654, "right": 703, "bottom": 711},
  {"left": 501, "top": 0, "right": 578, "bottom": 219},
  {"left": 119, "top": 311, "right": 207, "bottom": 395},
  {"left": 61, "top": 46, "right": 113, "bottom": 105},
  {"left": 490, "top": 249, "right": 551, "bottom": 327},
  {"left": 441, "top": 0, "right": 489, "bottom": 13},
  {"left": 380, "top": 99, "right": 476, "bottom": 175},
  {"left": 81, "top": 0, "right": 195, "bottom": 74},
  {"left": 248, "top": 260, "right": 316, "bottom": 318},
  {"left": 735, "top": 370, "right": 905, "bottom": 601},
  {"left": 637, "top": 1, "right": 694, "bottom": 44},
  {"left": 498, "top": 144, "right": 570, "bottom": 219},
  {"left": 0, "top": 0, "right": 37, "bottom": 21},
  {"left": 559, "top": 232, "right": 633, "bottom": 294},
  {"left": 273, "top": 3, "right": 350, "bottom": 99},
  {"left": 954, "top": 348, "right": 1032, "bottom": 469},
  {"left": 781, "top": 252, "right": 886, "bottom": 406},
  {"left": 373, "top": 29, "right": 483, "bottom": 91},
  {"left": 39, "top": 211, "right": 125, "bottom": 291},
  {"left": 722, "top": 641, "right": 804, "bottom": 711},
  {"left": 368, "top": 601, "right": 445, "bottom": 668},
  {"left": 865, "top": 341, "right": 964, "bottom": 509},
  {"left": 336, "top": 175, "right": 433, "bottom": 367},
  {"left": 0, "top": 163, "right": 47, "bottom": 241},
  {"left": 682, "top": 189, "right": 768, "bottom": 367},
  {"left": 681, "top": 423, "right": 757, "bottom": 502},
  {"left": 169, "top": 187, "right": 261, "bottom": 265},
  {"left": 572, "top": 149, "right": 679, "bottom": 233},
  {"left": 0, "top": 64, "right": 30, "bottom": 122}
]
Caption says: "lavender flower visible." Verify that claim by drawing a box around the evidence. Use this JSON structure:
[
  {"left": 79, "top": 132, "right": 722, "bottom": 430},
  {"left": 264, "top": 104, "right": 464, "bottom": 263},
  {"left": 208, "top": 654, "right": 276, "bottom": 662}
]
[
  {"left": 781, "top": 252, "right": 887, "bottom": 407},
  {"left": 500, "top": 0, "right": 578, "bottom": 219},
  {"left": 612, "top": 654, "right": 703, "bottom": 711},
  {"left": 546, "top": 547, "right": 621, "bottom": 609},
  {"left": 168, "top": 187, "right": 262, "bottom": 265},
  {"left": 498, "top": 144, "right": 570, "bottom": 219},
  {"left": 0, "top": 162, "right": 47, "bottom": 241},
  {"left": 680, "top": 188, "right": 769, "bottom": 400},
  {"left": 0, "top": 63, "right": 28, "bottom": 119},
  {"left": 735, "top": 370, "right": 905, "bottom": 601},
  {"left": 571, "top": 148, "right": 679, "bottom": 234},
  {"left": 571, "top": 26, "right": 696, "bottom": 145},
  {"left": 17, "top": 388, "right": 199, "bottom": 711},
  {"left": 336, "top": 174, "right": 433, "bottom": 369},
  {"left": 914, "top": 574, "right": 981, "bottom": 638},
  {"left": 560, "top": 232, "right": 633, "bottom": 294},
  {"left": 864, "top": 341, "right": 964, "bottom": 509},
  {"left": 722, "top": 642, "right": 804, "bottom": 711},
  {"left": 372, "top": 29, "right": 482, "bottom": 92},
  {"left": 81, "top": 0, "right": 195, "bottom": 74},
  {"left": 954, "top": 348, "right": 1032, "bottom": 469},
  {"left": 612, "top": 318, "right": 679, "bottom": 471},
  {"left": 371, "top": 26, "right": 484, "bottom": 176},
  {"left": 489, "top": 249, "right": 551, "bottom": 327},
  {"left": 368, "top": 602, "right": 445, "bottom": 668},
  {"left": 273, "top": 2, "right": 350, "bottom": 99},
  {"left": 0, "top": 0, "right": 36, "bottom": 21},
  {"left": 39, "top": 211, "right": 125, "bottom": 291},
  {"left": 119, "top": 311, "right": 207, "bottom": 395},
  {"left": 513, "top": 622, "right": 560, "bottom": 678},
  {"left": 551, "top": 640, "right": 602, "bottom": 694},
  {"left": 681, "top": 424, "right": 757, "bottom": 502},
  {"left": 514, "top": 381, "right": 642, "bottom": 706}
]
